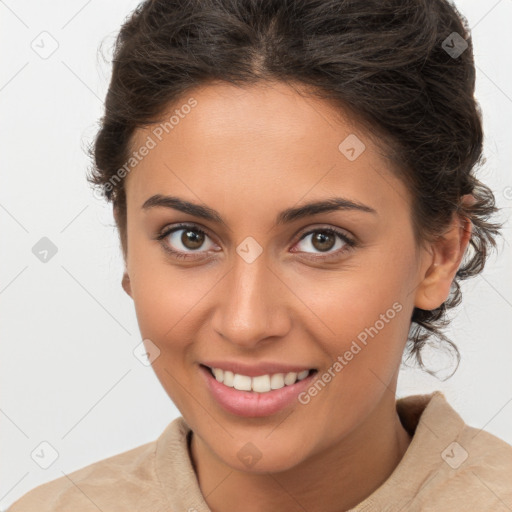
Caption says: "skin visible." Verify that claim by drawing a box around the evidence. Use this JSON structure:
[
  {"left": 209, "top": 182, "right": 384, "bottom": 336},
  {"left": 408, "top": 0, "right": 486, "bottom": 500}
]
[{"left": 119, "top": 81, "right": 472, "bottom": 512}]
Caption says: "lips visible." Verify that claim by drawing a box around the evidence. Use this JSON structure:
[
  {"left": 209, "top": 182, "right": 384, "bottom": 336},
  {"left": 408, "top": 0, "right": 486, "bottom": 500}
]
[
  {"left": 200, "top": 360, "right": 316, "bottom": 377},
  {"left": 199, "top": 364, "right": 318, "bottom": 417}
]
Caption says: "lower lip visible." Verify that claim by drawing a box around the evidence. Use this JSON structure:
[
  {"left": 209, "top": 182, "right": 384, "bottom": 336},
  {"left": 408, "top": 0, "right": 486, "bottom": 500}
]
[{"left": 199, "top": 365, "right": 317, "bottom": 418}]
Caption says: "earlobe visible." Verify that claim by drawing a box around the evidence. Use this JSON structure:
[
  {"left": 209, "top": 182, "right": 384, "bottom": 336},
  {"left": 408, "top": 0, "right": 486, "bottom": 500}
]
[
  {"left": 414, "top": 213, "right": 472, "bottom": 311},
  {"left": 122, "top": 271, "right": 132, "bottom": 298},
  {"left": 113, "top": 204, "right": 121, "bottom": 226},
  {"left": 114, "top": 205, "right": 131, "bottom": 297}
]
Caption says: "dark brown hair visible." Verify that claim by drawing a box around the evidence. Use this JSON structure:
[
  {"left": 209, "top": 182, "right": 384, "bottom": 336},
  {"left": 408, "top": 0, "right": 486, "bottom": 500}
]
[{"left": 87, "top": 0, "right": 502, "bottom": 378}]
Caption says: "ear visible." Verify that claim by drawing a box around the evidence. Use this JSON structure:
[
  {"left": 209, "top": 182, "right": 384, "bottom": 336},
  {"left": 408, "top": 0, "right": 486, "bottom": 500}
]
[
  {"left": 113, "top": 204, "right": 122, "bottom": 231},
  {"left": 113, "top": 204, "right": 132, "bottom": 298},
  {"left": 414, "top": 204, "right": 473, "bottom": 311},
  {"left": 122, "top": 270, "right": 132, "bottom": 298}
]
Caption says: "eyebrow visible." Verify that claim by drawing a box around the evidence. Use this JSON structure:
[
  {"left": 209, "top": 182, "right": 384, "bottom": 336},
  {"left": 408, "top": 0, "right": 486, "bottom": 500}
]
[{"left": 141, "top": 194, "right": 377, "bottom": 227}]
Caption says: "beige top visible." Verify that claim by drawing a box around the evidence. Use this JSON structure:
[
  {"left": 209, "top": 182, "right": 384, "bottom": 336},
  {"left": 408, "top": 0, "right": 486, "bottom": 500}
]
[{"left": 7, "top": 391, "right": 512, "bottom": 511}]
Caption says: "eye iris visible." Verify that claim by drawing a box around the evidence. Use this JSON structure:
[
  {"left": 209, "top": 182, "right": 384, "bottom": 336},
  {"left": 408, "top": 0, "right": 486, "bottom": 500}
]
[
  {"left": 312, "top": 231, "right": 335, "bottom": 252},
  {"left": 181, "top": 229, "right": 204, "bottom": 250}
]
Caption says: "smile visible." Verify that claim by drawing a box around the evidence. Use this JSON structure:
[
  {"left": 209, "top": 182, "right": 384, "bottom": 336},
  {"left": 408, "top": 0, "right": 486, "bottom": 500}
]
[
  {"left": 206, "top": 365, "right": 313, "bottom": 393},
  {"left": 199, "top": 364, "right": 319, "bottom": 417}
]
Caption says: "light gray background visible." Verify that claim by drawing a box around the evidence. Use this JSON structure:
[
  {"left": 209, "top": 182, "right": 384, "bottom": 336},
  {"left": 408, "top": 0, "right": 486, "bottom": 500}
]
[{"left": 1, "top": 0, "right": 511, "bottom": 508}]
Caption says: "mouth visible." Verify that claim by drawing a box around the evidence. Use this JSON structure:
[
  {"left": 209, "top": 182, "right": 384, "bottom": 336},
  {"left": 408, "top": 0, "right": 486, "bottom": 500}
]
[
  {"left": 200, "top": 364, "right": 317, "bottom": 393},
  {"left": 199, "top": 363, "right": 319, "bottom": 417}
]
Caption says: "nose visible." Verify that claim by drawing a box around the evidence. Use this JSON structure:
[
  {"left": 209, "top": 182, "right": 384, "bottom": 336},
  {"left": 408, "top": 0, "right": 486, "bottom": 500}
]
[{"left": 210, "top": 251, "right": 291, "bottom": 349}]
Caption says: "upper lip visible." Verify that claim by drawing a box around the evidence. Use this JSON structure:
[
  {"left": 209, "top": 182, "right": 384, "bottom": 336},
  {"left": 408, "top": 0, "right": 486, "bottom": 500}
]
[{"left": 201, "top": 360, "right": 316, "bottom": 377}]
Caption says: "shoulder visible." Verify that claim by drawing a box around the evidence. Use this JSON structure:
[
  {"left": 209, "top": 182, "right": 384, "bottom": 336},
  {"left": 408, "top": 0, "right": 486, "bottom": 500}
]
[
  {"left": 6, "top": 438, "right": 163, "bottom": 512},
  {"left": 409, "top": 393, "right": 512, "bottom": 510},
  {"left": 425, "top": 423, "right": 512, "bottom": 509},
  {"left": 352, "top": 392, "right": 512, "bottom": 512}
]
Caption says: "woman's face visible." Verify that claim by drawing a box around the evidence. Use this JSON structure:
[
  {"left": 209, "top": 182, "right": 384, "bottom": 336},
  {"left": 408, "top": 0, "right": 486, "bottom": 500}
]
[{"left": 122, "top": 81, "right": 431, "bottom": 472}]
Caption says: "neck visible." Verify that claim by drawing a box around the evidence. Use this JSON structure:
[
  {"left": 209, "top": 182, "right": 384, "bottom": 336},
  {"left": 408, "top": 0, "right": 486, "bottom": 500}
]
[{"left": 189, "top": 391, "right": 412, "bottom": 512}]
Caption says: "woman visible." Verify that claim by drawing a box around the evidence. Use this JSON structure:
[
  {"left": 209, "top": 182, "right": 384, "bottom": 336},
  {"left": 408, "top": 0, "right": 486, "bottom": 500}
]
[{"left": 9, "top": 0, "right": 512, "bottom": 510}]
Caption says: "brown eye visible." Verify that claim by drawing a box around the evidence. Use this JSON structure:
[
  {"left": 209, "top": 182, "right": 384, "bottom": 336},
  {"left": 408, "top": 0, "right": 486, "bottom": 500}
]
[
  {"left": 156, "top": 223, "right": 217, "bottom": 259},
  {"left": 311, "top": 231, "right": 336, "bottom": 252},
  {"left": 293, "top": 227, "right": 356, "bottom": 259},
  {"left": 181, "top": 229, "right": 205, "bottom": 250}
]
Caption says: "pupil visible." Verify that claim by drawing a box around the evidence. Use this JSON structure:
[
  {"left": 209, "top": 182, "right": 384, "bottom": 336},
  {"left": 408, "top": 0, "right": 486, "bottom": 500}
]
[
  {"left": 313, "top": 231, "right": 334, "bottom": 252},
  {"left": 182, "top": 229, "right": 204, "bottom": 249}
]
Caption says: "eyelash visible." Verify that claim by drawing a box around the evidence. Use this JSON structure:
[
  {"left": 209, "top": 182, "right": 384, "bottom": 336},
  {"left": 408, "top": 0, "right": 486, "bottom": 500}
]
[{"left": 155, "top": 222, "right": 357, "bottom": 261}]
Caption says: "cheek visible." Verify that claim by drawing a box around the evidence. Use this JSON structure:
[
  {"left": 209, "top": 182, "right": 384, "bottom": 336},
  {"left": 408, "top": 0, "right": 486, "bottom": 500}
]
[
  {"left": 127, "top": 244, "right": 221, "bottom": 350},
  {"left": 302, "top": 246, "right": 414, "bottom": 371},
  {"left": 130, "top": 271, "right": 199, "bottom": 343}
]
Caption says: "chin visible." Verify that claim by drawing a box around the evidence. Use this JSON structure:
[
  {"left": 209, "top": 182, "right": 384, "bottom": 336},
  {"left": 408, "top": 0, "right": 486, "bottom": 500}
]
[
  {"left": 226, "top": 451, "right": 305, "bottom": 475},
  {"left": 208, "top": 436, "right": 311, "bottom": 475}
]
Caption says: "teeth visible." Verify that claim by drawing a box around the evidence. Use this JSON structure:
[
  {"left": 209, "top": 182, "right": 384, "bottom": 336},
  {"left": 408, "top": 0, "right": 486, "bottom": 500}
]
[
  {"left": 297, "top": 370, "right": 309, "bottom": 380},
  {"left": 209, "top": 366, "right": 311, "bottom": 393},
  {"left": 252, "top": 374, "right": 271, "bottom": 392},
  {"left": 233, "top": 374, "right": 252, "bottom": 391},
  {"left": 284, "top": 372, "right": 298, "bottom": 385},
  {"left": 270, "top": 373, "right": 285, "bottom": 389},
  {"left": 212, "top": 367, "right": 224, "bottom": 383},
  {"left": 223, "top": 370, "right": 234, "bottom": 387}
]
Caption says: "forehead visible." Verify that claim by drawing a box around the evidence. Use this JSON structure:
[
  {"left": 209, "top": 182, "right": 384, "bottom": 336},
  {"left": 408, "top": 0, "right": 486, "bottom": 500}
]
[
  {"left": 131, "top": 80, "right": 366, "bottom": 156},
  {"left": 125, "top": 81, "right": 410, "bottom": 220}
]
